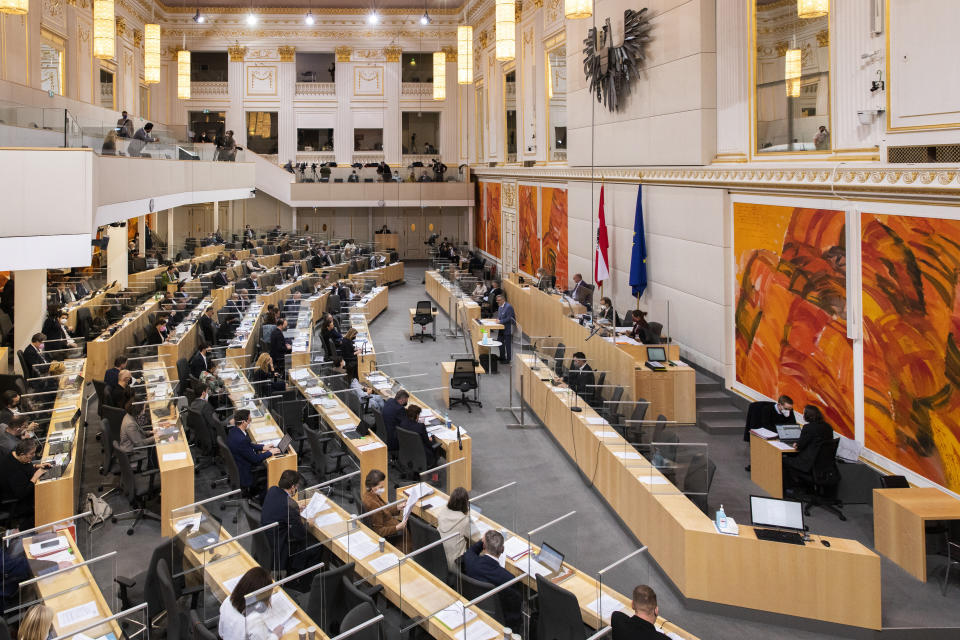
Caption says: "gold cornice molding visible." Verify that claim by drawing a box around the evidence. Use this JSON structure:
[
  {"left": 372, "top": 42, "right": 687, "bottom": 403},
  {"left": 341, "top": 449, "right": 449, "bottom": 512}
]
[
  {"left": 228, "top": 45, "right": 247, "bottom": 61},
  {"left": 156, "top": 3, "right": 462, "bottom": 16},
  {"left": 335, "top": 45, "right": 352, "bottom": 62},
  {"left": 277, "top": 45, "right": 296, "bottom": 62},
  {"left": 441, "top": 45, "right": 457, "bottom": 61},
  {"left": 383, "top": 45, "right": 402, "bottom": 62}
]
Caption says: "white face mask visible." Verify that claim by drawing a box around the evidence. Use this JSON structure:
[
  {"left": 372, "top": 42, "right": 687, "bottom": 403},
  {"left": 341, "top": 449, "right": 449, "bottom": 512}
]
[
  {"left": 375, "top": 487, "right": 385, "bottom": 495},
  {"left": 778, "top": 405, "right": 792, "bottom": 417},
  {"left": 60, "top": 318, "right": 67, "bottom": 326}
]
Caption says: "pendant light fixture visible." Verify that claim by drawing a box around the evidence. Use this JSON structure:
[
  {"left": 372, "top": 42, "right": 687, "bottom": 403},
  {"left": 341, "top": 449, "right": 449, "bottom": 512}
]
[
  {"left": 93, "top": 0, "right": 115, "bottom": 59},
  {"left": 797, "top": 0, "right": 828, "bottom": 19},
  {"left": 144, "top": 6, "right": 160, "bottom": 85},
  {"left": 433, "top": 51, "right": 446, "bottom": 100},
  {"left": 0, "top": 0, "right": 28, "bottom": 15},
  {"left": 785, "top": 47, "right": 801, "bottom": 98},
  {"left": 178, "top": 36, "right": 191, "bottom": 100},
  {"left": 495, "top": 0, "right": 515, "bottom": 61},
  {"left": 564, "top": 0, "right": 591, "bottom": 20},
  {"left": 457, "top": 25, "right": 473, "bottom": 85}
]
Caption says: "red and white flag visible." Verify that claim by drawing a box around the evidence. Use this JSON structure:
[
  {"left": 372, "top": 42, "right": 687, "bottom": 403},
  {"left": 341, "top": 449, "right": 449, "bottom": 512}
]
[{"left": 594, "top": 184, "right": 610, "bottom": 285}]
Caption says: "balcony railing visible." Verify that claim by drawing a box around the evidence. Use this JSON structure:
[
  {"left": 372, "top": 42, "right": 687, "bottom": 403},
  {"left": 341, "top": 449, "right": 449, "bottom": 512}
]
[
  {"left": 401, "top": 83, "right": 433, "bottom": 97},
  {"left": 191, "top": 82, "right": 229, "bottom": 97},
  {"left": 295, "top": 151, "right": 336, "bottom": 165},
  {"left": 295, "top": 82, "right": 336, "bottom": 97}
]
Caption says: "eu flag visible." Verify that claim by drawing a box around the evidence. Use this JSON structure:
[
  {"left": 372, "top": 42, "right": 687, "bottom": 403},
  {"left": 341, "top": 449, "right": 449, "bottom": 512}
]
[{"left": 629, "top": 185, "right": 648, "bottom": 298}]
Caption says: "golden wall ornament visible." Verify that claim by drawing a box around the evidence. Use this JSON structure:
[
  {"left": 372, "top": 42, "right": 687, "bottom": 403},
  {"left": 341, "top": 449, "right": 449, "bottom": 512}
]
[
  {"left": 383, "top": 45, "right": 401, "bottom": 62},
  {"left": 278, "top": 45, "right": 296, "bottom": 62},
  {"left": 228, "top": 45, "right": 247, "bottom": 61},
  {"left": 441, "top": 45, "right": 457, "bottom": 62},
  {"left": 816, "top": 29, "right": 829, "bottom": 47},
  {"left": 478, "top": 29, "right": 488, "bottom": 49},
  {"left": 115, "top": 15, "right": 125, "bottom": 37},
  {"left": 775, "top": 41, "right": 788, "bottom": 57},
  {"left": 133, "top": 28, "right": 141, "bottom": 47},
  {"left": 335, "top": 45, "right": 352, "bottom": 62}
]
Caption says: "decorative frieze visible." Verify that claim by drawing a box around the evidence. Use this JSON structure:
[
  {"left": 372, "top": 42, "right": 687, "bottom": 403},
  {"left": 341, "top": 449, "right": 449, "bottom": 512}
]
[
  {"left": 228, "top": 45, "right": 247, "bottom": 62},
  {"left": 335, "top": 46, "right": 352, "bottom": 62},
  {"left": 278, "top": 46, "right": 296, "bottom": 62}
]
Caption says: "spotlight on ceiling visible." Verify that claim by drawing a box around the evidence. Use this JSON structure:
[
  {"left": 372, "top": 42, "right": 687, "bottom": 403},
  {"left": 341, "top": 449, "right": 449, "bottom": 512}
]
[
  {"left": 246, "top": 13, "right": 257, "bottom": 26},
  {"left": 305, "top": 10, "right": 315, "bottom": 25},
  {"left": 193, "top": 9, "right": 204, "bottom": 23},
  {"left": 367, "top": 11, "right": 379, "bottom": 25},
  {"left": 420, "top": 11, "right": 432, "bottom": 25}
]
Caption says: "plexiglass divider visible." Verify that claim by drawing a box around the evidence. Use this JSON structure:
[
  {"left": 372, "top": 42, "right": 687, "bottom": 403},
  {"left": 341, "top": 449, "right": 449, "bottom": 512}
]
[
  {"left": 201, "top": 522, "right": 280, "bottom": 621},
  {"left": 50, "top": 602, "right": 148, "bottom": 640},
  {"left": 17, "top": 551, "right": 116, "bottom": 631},
  {"left": 517, "top": 510, "right": 581, "bottom": 639},
  {"left": 594, "top": 547, "right": 650, "bottom": 630}
]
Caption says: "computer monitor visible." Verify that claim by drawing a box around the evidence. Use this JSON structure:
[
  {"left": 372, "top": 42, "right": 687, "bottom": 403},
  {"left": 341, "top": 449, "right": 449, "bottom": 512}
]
[
  {"left": 646, "top": 346, "right": 667, "bottom": 362},
  {"left": 536, "top": 542, "right": 564, "bottom": 573},
  {"left": 750, "top": 495, "right": 805, "bottom": 531}
]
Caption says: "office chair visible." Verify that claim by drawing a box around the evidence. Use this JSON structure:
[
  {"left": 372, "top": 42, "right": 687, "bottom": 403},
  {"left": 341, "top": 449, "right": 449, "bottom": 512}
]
[
  {"left": 449, "top": 358, "right": 481, "bottom": 412},
  {"left": 241, "top": 499, "right": 277, "bottom": 576},
  {"left": 682, "top": 452, "right": 717, "bottom": 514},
  {"left": 16, "top": 350, "right": 31, "bottom": 382},
  {"left": 215, "top": 435, "right": 245, "bottom": 522},
  {"left": 411, "top": 300, "right": 436, "bottom": 342},
  {"left": 534, "top": 573, "right": 588, "bottom": 640},
  {"left": 796, "top": 438, "right": 845, "bottom": 521},
  {"left": 300, "top": 562, "right": 358, "bottom": 634},
  {"left": 155, "top": 559, "right": 191, "bottom": 640},
  {"left": 188, "top": 610, "right": 218, "bottom": 640},
  {"left": 407, "top": 516, "right": 451, "bottom": 585},
  {"left": 647, "top": 321, "right": 664, "bottom": 344},
  {"left": 396, "top": 427, "right": 430, "bottom": 481},
  {"left": 455, "top": 567, "right": 505, "bottom": 624},
  {"left": 184, "top": 407, "right": 220, "bottom": 475},
  {"left": 116, "top": 538, "right": 202, "bottom": 626},
  {"left": 941, "top": 522, "right": 960, "bottom": 595},
  {"left": 111, "top": 445, "right": 161, "bottom": 535},
  {"left": 277, "top": 397, "right": 309, "bottom": 456},
  {"left": 304, "top": 424, "right": 353, "bottom": 499},
  {"left": 553, "top": 342, "right": 567, "bottom": 378},
  {"left": 598, "top": 386, "right": 623, "bottom": 422},
  {"left": 588, "top": 371, "right": 607, "bottom": 409},
  {"left": 339, "top": 603, "right": 380, "bottom": 640},
  {"left": 621, "top": 400, "right": 649, "bottom": 445}
]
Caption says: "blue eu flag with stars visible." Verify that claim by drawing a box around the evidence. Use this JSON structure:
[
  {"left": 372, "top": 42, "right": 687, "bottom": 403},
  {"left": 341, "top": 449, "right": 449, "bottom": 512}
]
[{"left": 629, "top": 185, "right": 648, "bottom": 298}]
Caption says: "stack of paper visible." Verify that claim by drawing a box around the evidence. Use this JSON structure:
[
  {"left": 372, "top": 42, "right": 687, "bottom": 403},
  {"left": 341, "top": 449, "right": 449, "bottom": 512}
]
[
  {"left": 358, "top": 442, "right": 384, "bottom": 452},
  {"left": 56, "top": 601, "right": 100, "bottom": 628},
  {"left": 344, "top": 532, "right": 379, "bottom": 560},
  {"left": 454, "top": 620, "right": 499, "bottom": 640},
  {"left": 369, "top": 553, "right": 399, "bottom": 572},
  {"left": 300, "top": 493, "right": 330, "bottom": 520},
  {"left": 262, "top": 592, "right": 297, "bottom": 630},
  {"left": 586, "top": 594, "right": 626, "bottom": 619},
  {"left": 314, "top": 512, "right": 342, "bottom": 527},
  {"left": 612, "top": 450, "right": 643, "bottom": 460},
  {"left": 750, "top": 427, "right": 777, "bottom": 440},
  {"left": 502, "top": 536, "right": 530, "bottom": 561},
  {"left": 435, "top": 601, "right": 477, "bottom": 630}
]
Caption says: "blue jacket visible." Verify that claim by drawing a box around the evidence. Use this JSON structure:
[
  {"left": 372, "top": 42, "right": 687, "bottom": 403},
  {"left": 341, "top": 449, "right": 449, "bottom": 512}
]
[
  {"left": 226, "top": 425, "right": 271, "bottom": 487},
  {"left": 497, "top": 302, "right": 515, "bottom": 335},
  {"left": 260, "top": 486, "right": 305, "bottom": 571},
  {"left": 381, "top": 398, "right": 405, "bottom": 451},
  {"left": 461, "top": 540, "right": 521, "bottom": 628}
]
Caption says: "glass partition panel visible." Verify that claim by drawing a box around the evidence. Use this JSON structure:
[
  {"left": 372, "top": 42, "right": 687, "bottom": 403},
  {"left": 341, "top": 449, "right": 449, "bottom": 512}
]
[
  {"left": 52, "top": 603, "right": 148, "bottom": 640},
  {"left": 17, "top": 549, "right": 116, "bottom": 633},
  {"left": 595, "top": 548, "right": 651, "bottom": 631},
  {"left": 546, "top": 43, "right": 567, "bottom": 162},
  {"left": 754, "top": 0, "right": 831, "bottom": 153}
]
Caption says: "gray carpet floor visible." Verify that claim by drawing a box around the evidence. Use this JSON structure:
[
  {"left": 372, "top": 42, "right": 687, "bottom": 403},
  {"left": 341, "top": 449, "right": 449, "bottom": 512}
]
[{"left": 73, "top": 263, "right": 960, "bottom": 640}]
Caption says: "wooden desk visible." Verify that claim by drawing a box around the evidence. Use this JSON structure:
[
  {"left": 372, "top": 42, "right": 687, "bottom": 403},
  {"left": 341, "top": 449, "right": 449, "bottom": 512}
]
[
  {"left": 363, "top": 370, "right": 472, "bottom": 492},
  {"left": 157, "top": 297, "right": 224, "bottom": 374},
  {"left": 374, "top": 233, "right": 399, "bottom": 251},
  {"left": 352, "top": 261, "right": 405, "bottom": 287},
  {"left": 290, "top": 290, "right": 329, "bottom": 369},
  {"left": 874, "top": 487, "right": 960, "bottom": 582},
  {"left": 440, "top": 361, "right": 484, "bottom": 408},
  {"left": 35, "top": 358, "right": 87, "bottom": 526},
  {"left": 219, "top": 365, "right": 297, "bottom": 487},
  {"left": 749, "top": 433, "right": 795, "bottom": 499},
  {"left": 225, "top": 302, "right": 264, "bottom": 370},
  {"left": 409, "top": 308, "right": 438, "bottom": 339},
  {"left": 400, "top": 484, "right": 699, "bottom": 639},
  {"left": 142, "top": 360, "right": 196, "bottom": 537},
  {"left": 515, "top": 354, "right": 881, "bottom": 629},
  {"left": 424, "top": 271, "right": 481, "bottom": 333},
  {"left": 469, "top": 318, "right": 504, "bottom": 361},
  {"left": 289, "top": 366, "right": 388, "bottom": 487},
  {"left": 86, "top": 299, "right": 161, "bottom": 380},
  {"left": 24, "top": 530, "right": 124, "bottom": 640},
  {"left": 0, "top": 346, "right": 7, "bottom": 374},
  {"left": 304, "top": 493, "right": 506, "bottom": 639},
  {"left": 64, "top": 283, "right": 120, "bottom": 333},
  {"left": 635, "top": 363, "right": 697, "bottom": 424},
  {"left": 350, "top": 286, "right": 388, "bottom": 322}
]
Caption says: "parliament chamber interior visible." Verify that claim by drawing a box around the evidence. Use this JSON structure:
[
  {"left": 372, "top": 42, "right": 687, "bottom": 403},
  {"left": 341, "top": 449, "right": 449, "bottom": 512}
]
[{"left": 1, "top": 0, "right": 960, "bottom": 638}]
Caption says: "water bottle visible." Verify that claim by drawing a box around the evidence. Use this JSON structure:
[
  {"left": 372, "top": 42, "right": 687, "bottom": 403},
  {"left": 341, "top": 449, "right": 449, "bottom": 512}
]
[
  {"left": 716, "top": 504, "right": 727, "bottom": 530},
  {"left": 445, "top": 410, "right": 452, "bottom": 430}
]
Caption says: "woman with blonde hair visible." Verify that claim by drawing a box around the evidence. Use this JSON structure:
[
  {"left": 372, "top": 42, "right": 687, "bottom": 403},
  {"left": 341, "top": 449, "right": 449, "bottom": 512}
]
[
  {"left": 18, "top": 604, "right": 53, "bottom": 640},
  {"left": 251, "top": 352, "right": 283, "bottom": 396}
]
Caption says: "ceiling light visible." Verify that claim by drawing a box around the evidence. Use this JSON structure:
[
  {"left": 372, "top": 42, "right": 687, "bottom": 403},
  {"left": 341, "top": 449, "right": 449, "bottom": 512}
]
[
  {"left": 193, "top": 9, "right": 204, "bottom": 23},
  {"left": 420, "top": 11, "right": 431, "bottom": 25},
  {"left": 246, "top": 13, "right": 257, "bottom": 25},
  {"left": 305, "top": 10, "right": 314, "bottom": 25},
  {"left": 367, "top": 11, "right": 379, "bottom": 25}
]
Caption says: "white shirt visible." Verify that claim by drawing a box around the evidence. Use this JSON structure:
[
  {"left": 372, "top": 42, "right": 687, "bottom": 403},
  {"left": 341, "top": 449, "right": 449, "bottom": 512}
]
[{"left": 218, "top": 598, "right": 280, "bottom": 640}]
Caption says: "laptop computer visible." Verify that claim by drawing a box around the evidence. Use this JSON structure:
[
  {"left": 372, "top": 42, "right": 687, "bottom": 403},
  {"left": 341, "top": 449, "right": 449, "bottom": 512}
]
[
  {"left": 534, "top": 542, "right": 575, "bottom": 583},
  {"left": 750, "top": 495, "right": 806, "bottom": 546},
  {"left": 776, "top": 424, "right": 802, "bottom": 443},
  {"left": 53, "top": 409, "right": 82, "bottom": 432},
  {"left": 273, "top": 433, "right": 294, "bottom": 454}
]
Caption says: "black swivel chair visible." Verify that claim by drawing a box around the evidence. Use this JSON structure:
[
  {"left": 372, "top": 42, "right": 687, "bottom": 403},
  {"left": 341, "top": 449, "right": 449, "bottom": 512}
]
[
  {"left": 449, "top": 358, "right": 481, "bottom": 412},
  {"left": 302, "top": 562, "right": 357, "bottom": 635},
  {"left": 411, "top": 300, "right": 436, "bottom": 342},
  {"left": 647, "top": 321, "right": 664, "bottom": 344},
  {"left": 111, "top": 446, "right": 161, "bottom": 535},
  {"left": 455, "top": 567, "right": 504, "bottom": 624},
  {"left": 534, "top": 573, "right": 588, "bottom": 640},
  {"left": 215, "top": 435, "right": 245, "bottom": 521},
  {"left": 241, "top": 499, "right": 276, "bottom": 575},
  {"left": 155, "top": 559, "right": 191, "bottom": 640},
  {"left": 396, "top": 427, "right": 430, "bottom": 482},
  {"left": 407, "top": 516, "right": 450, "bottom": 585},
  {"left": 552, "top": 342, "right": 567, "bottom": 378},
  {"left": 795, "top": 438, "right": 845, "bottom": 521},
  {"left": 339, "top": 603, "right": 380, "bottom": 640}
]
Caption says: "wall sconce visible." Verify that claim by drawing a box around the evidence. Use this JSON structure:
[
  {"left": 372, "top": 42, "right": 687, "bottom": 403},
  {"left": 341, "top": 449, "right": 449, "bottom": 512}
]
[{"left": 857, "top": 109, "right": 884, "bottom": 125}]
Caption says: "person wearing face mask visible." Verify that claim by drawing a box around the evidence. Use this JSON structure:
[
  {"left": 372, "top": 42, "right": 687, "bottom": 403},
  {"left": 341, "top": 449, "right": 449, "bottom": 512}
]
[
  {"left": 42, "top": 310, "right": 77, "bottom": 358},
  {"left": 743, "top": 394, "right": 796, "bottom": 472},
  {"left": 0, "top": 415, "right": 36, "bottom": 457},
  {"left": 0, "top": 391, "right": 32, "bottom": 427},
  {"left": 362, "top": 469, "right": 409, "bottom": 551},
  {"left": 22, "top": 333, "right": 51, "bottom": 382},
  {"left": 226, "top": 409, "right": 280, "bottom": 500},
  {"left": 0, "top": 440, "right": 51, "bottom": 528},
  {"left": 596, "top": 296, "right": 615, "bottom": 325},
  {"left": 260, "top": 470, "right": 324, "bottom": 574}
]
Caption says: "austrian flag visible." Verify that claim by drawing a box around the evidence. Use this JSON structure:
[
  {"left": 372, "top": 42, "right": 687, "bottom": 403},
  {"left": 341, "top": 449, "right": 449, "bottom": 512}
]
[{"left": 595, "top": 184, "right": 610, "bottom": 285}]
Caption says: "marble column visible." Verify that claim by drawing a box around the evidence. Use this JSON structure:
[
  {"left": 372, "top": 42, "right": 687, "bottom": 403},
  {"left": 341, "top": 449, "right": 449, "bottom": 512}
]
[
  {"left": 13, "top": 271, "right": 47, "bottom": 375},
  {"left": 106, "top": 225, "right": 129, "bottom": 289}
]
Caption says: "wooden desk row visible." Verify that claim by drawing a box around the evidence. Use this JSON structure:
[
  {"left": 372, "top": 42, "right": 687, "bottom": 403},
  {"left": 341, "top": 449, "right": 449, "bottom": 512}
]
[
  {"left": 424, "top": 271, "right": 481, "bottom": 331},
  {"left": 142, "top": 360, "right": 196, "bottom": 537},
  {"left": 349, "top": 286, "right": 389, "bottom": 323},
  {"left": 128, "top": 246, "right": 225, "bottom": 295},
  {"left": 290, "top": 289, "right": 330, "bottom": 370},
  {"left": 503, "top": 277, "right": 696, "bottom": 423},
  {"left": 401, "top": 484, "right": 698, "bottom": 639},
  {"left": 63, "top": 282, "right": 121, "bottom": 333},
  {"left": 35, "top": 357, "right": 88, "bottom": 527},
  {"left": 86, "top": 298, "right": 161, "bottom": 381},
  {"left": 514, "top": 354, "right": 882, "bottom": 629},
  {"left": 352, "top": 261, "right": 405, "bottom": 287}
]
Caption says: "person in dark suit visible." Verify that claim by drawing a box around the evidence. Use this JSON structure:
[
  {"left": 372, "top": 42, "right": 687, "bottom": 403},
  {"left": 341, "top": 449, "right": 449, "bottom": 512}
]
[
  {"left": 338, "top": 328, "right": 359, "bottom": 370},
  {"left": 268, "top": 318, "right": 290, "bottom": 373},
  {"left": 189, "top": 344, "right": 211, "bottom": 379},
  {"left": 596, "top": 296, "right": 615, "bottom": 325},
  {"left": 41, "top": 310, "right": 77, "bottom": 357},
  {"left": 562, "top": 352, "right": 595, "bottom": 402},
  {"left": 611, "top": 585, "right": 670, "bottom": 640},
  {"left": 495, "top": 294, "right": 515, "bottom": 363},
  {"left": 199, "top": 307, "right": 219, "bottom": 346},
  {"left": 398, "top": 405, "right": 442, "bottom": 467},
  {"left": 381, "top": 390, "right": 409, "bottom": 452},
  {"left": 743, "top": 395, "right": 795, "bottom": 442},
  {"left": 142, "top": 319, "right": 166, "bottom": 346},
  {"left": 104, "top": 356, "right": 127, "bottom": 389},
  {"left": 22, "top": 333, "right": 50, "bottom": 380},
  {"left": 782, "top": 405, "right": 834, "bottom": 491},
  {"left": 0, "top": 439, "right": 51, "bottom": 528},
  {"left": 107, "top": 370, "right": 136, "bottom": 408},
  {"left": 566, "top": 273, "right": 586, "bottom": 300},
  {"left": 212, "top": 268, "right": 229, "bottom": 288},
  {"left": 260, "top": 470, "right": 324, "bottom": 574},
  {"left": 225, "top": 409, "right": 280, "bottom": 498},
  {"left": 626, "top": 309, "right": 652, "bottom": 342},
  {"left": 461, "top": 531, "right": 522, "bottom": 629},
  {"left": 188, "top": 385, "right": 230, "bottom": 442}
]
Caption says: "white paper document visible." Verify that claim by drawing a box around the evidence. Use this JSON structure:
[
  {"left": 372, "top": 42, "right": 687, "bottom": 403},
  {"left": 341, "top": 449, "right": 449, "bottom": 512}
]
[
  {"left": 162, "top": 452, "right": 188, "bottom": 462},
  {"left": 636, "top": 475, "right": 672, "bottom": 486},
  {"left": 290, "top": 368, "right": 309, "bottom": 381},
  {"left": 586, "top": 594, "right": 626, "bottom": 619},
  {"left": 261, "top": 592, "right": 297, "bottom": 630},
  {"left": 750, "top": 428, "right": 777, "bottom": 440},
  {"left": 173, "top": 514, "right": 201, "bottom": 534},
  {"left": 369, "top": 553, "right": 399, "bottom": 572},
  {"left": 586, "top": 417, "right": 608, "bottom": 425},
  {"left": 435, "top": 601, "right": 477, "bottom": 630},
  {"left": 43, "top": 550, "right": 77, "bottom": 564},
  {"left": 770, "top": 441, "right": 796, "bottom": 451},
  {"left": 254, "top": 426, "right": 275, "bottom": 436},
  {"left": 502, "top": 535, "right": 530, "bottom": 561},
  {"left": 594, "top": 430, "right": 620, "bottom": 439},
  {"left": 344, "top": 532, "right": 379, "bottom": 560},
  {"left": 454, "top": 620, "right": 499, "bottom": 640},
  {"left": 358, "top": 442, "right": 384, "bottom": 452},
  {"left": 519, "top": 556, "right": 551, "bottom": 578},
  {"left": 612, "top": 450, "right": 643, "bottom": 460},
  {"left": 57, "top": 601, "right": 100, "bottom": 628},
  {"left": 313, "top": 512, "right": 342, "bottom": 527},
  {"left": 328, "top": 412, "right": 351, "bottom": 421},
  {"left": 300, "top": 493, "right": 330, "bottom": 520}
]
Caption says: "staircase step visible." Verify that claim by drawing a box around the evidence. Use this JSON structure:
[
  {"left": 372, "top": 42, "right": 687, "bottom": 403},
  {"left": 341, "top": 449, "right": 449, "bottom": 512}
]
[
  {"left": 697, "top": 414, "right": 746, "bottom": 436},
  {"left": 695, "top": 381, "right": 722, "bottom": 393}
]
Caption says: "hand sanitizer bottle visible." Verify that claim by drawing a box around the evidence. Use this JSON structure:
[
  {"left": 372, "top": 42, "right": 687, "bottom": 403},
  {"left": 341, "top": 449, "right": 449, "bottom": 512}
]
[{"left": 716, "top": 504, "right": 727, "bottom": 530}]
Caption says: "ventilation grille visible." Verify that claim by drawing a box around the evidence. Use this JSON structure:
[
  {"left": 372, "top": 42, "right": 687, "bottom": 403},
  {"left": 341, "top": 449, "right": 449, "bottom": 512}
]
[{"left": 887, "top": 144, "right": 960, "bottom": 164}]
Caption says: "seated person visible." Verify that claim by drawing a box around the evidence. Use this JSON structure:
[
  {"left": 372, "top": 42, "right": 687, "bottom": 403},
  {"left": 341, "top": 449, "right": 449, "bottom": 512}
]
[
  {"left": 260, "top": 470, "right": 324, "bottom": 573},
  {"left": 471, "top": 280, "right": 489, "bottom": 301},
  {"left": 743, "top": 394, "right": 795, "bottom": 442},
  {"left": 0, "top": 415, "right": 36, "bottom": 457},
  {"left": 104, "top": 356, "right": 130, "bottom": 389},
  {"left": 107, "top": 370, "right": 136, "bottom": 408},
  {"left": 251, "top": 353, "right": 285, "bottom": 397},
  {"left": 612, "top": 585, "right": 671, "bottom": 640},
  {"left": 624, "top": 309, "right": 652, "bottom": 342},
  {"left": 41, "top": 310, "right": 77, "bottom": 357},
  {"left": 189, "top": 344, "right": 212, "bottom": 379},
  {"left": 218, "top": 567, "right": 284, "bottom": 640},
  {"left": 199, "top": 307, "right": 220, "bottom": 345},
  {"left": 118, "top": 398, "right": 157, "bottom": 459},
  {"left": 0, "top": 440, "right": 51, "bottom": 529},
  {"left": 200, "top": 362, "right": 230, "bottom": 409},
  {"left": 559, "top": 352, "right": 595, "bottom": 401},
  {"left": 361, "top": 469, "right": 408, "bottom": 551},
  {"left": 0, "top": 391, "right": 32, "bottom": 428},
  {"left": 436, "top": 487, "right": 472, "bottom": 571},
  {"left": 381, "top": 390, "right": 409, "bottom": 452},
  {"left": 22, "top": 333, "right": 51, "bottom": 381},
  {"left": 782, "top": 405, "right": 834, "bottom": 493},
  {"left": 566, "top": 273, "right": 592, "bottom": 306},
  {"left": 461, "top": 530, "right": 522, "bottom": 629},
  {"left": 347, "top": 364, "right": 384, "bottom": 412},
  {"left": 398, "top": 404, "right": 443, "bottom": 467},
  {"left": 226, "top": 409, "right": 280, "bottom": 500},
  {"left": 339, "top": 328, "right": 359, "bottom": 370},
  {"left": 142, "top": 318, "right": 166, "bottom": 346},
  {"left": 159, "top": 265, "right": 178, "bottom": 289},
  {"left": 596, "top": 296, "right": 615, "bottom": 325}
]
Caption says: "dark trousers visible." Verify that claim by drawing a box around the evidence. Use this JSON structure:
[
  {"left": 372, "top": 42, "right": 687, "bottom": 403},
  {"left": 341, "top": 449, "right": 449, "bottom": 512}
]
[{"left": 499, "top": 330, "right": 512, "bottom": 362}]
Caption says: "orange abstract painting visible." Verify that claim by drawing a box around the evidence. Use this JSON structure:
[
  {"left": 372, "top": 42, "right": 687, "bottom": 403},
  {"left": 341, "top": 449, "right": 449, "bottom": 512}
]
[
  {"left": 541, "top": 187, "right": 569, "bottom": 289},
  {"left": 475, "top": 181, "right": 486, "bottom": 253},
  {"left": 862, "top": 214, "right": 960, "bottom": 491},
  {"left": 518, "top": 185, "right": 540, "bottom": 275},
  {"left": 734, "top": 203, "right": 854, "bottom": 437},
  {"left": 485, "top": 182, "right": 502, "bottom": 260}
]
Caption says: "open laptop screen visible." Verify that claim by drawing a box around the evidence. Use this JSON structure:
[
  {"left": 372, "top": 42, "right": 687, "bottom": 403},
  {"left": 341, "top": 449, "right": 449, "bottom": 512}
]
[
  {"left": 646, "top": 346, "right": 667, "bottom": 362},
  {"left": 537, "top": 542, "right": 564, "bottom": 573}
]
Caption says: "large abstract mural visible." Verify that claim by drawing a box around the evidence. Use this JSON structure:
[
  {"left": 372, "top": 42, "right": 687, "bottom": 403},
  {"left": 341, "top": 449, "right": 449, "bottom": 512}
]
[
  {"left": 734, "top": 203, "right": 854, "bottom": 437},
  {"left": 862, "top": 214, "right": 960, "bottom": 491},
  {"left": 475, "top": 181, "right": 486, "bottom": 253},
  {"left": 485, "top": 182, "right": 502, "bottom": 260},
  {"left": 518, "top": 185, "right": 540, "bottom": 275},
  {"left": 541, "top": 187, "right": 569, "bottom": 289}
]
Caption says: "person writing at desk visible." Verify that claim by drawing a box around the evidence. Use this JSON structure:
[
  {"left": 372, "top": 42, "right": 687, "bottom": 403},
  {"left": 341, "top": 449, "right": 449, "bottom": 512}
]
[
  {"left": 218, "top": 567, "right": 285, "bottom": 640},
  {"left": 558, "top": 352, "right": 595, "bottom": 403},
  {"left": 782, "top": 405, "right": 834, "bottom": 494},
  {"left": 142, "top": 318, "right": 167, "bottom": 346},
  {"left": 612, "top": 585, "right": 670, "bottom": 640},
  {"left": 362, "top": 469, "right": 409, "bottom": 551},
  {"left": 625, "top": 309, "right": 651, "bottom": 342},
  {"left": 399, "top": 405, "right": 443, "bottom": 467},
  {"left": 0, "top": 440, "right": 52, "bottom": 528},
  {"left": 462, "top": 531, "right": 522, "bottom": 629},
  {"left": 226, "top": 409, "right": 280, "bottom": 501}
]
